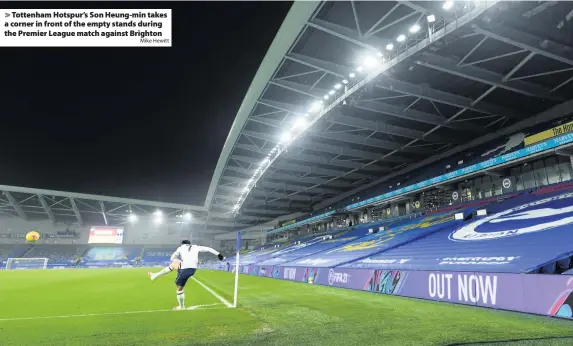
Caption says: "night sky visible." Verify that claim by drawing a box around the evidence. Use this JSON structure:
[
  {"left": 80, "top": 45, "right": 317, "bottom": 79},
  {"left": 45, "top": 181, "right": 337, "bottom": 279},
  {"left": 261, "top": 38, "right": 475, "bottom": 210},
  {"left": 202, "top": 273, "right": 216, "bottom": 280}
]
[{"left": 0, "top": 2, "right": 292, "bottom": 205}]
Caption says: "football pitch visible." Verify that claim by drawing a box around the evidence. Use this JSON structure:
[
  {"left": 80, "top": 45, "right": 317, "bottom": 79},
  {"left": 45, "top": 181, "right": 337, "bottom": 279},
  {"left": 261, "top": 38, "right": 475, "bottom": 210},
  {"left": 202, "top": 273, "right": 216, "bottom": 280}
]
[{"left": 0, "top": 268, "right": 571, "bottom": 345}]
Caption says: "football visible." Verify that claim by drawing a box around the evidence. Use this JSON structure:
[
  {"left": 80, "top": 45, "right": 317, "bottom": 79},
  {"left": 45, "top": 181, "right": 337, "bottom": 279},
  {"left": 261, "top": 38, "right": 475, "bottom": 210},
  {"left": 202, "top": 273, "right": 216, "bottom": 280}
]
[{"left": 25, "top": 231, "right": 40, "bottom": 242}]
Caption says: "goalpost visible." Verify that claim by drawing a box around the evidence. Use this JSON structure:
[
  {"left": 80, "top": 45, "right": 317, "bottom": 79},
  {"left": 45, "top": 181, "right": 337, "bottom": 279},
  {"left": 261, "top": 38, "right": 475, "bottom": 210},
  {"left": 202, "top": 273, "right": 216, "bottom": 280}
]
[{"left": 5, "top": 258, "right": 49, "bottom": 270}]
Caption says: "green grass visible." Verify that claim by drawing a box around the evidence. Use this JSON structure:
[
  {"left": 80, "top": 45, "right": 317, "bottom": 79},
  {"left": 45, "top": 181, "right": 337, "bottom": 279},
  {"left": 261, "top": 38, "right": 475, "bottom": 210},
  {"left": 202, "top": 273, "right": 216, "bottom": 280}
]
[{"left": 0, "top": 268, "right": 571, "bottom": 345}]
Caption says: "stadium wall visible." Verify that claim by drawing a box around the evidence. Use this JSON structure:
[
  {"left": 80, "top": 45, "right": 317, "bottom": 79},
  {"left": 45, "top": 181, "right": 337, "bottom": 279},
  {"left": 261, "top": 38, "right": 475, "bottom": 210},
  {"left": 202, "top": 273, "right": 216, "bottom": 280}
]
[
  {"left": 210, "top": 264, "right": 572, "bottom": 320},
  {"left": 0, "top": 218, "right": 88, "bottom": 244}
]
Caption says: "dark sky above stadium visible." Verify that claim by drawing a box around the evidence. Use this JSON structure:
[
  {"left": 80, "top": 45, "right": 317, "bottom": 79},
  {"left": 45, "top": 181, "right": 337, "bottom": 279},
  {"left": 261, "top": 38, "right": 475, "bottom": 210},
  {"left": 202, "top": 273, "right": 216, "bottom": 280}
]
[{"left": 0, "top": 1, "right": 292, "bottom": 205}]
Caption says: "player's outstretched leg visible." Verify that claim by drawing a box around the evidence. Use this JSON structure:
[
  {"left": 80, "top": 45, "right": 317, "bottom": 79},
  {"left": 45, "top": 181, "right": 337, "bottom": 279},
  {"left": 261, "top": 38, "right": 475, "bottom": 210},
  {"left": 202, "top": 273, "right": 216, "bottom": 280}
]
[
  {"left": 148, "top": 260, "right": 181, "bottom": 281},
  {"left": 148, "top": 266, "right": 172, "bottom": 281}
]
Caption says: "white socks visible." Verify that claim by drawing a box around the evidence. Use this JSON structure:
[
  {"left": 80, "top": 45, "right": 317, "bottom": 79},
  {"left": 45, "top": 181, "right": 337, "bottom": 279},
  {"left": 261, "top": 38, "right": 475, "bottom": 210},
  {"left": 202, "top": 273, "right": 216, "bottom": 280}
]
[
  {"left": 177, "top": 290, "right": 185, "bottom": 308},
  {"left": 151, "top": 266, "right": 172, "bottom": 280}
]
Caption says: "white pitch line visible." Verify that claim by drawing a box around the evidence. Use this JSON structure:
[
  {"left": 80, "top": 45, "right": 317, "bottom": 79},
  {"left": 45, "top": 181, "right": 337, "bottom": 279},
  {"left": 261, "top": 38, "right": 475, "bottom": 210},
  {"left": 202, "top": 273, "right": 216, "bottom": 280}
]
[
  {"left": 191, "top": 277, "right": 233, "bottom": 308},
  {"left": 0, "top": 305, "right": 225, "bottom": 322}
]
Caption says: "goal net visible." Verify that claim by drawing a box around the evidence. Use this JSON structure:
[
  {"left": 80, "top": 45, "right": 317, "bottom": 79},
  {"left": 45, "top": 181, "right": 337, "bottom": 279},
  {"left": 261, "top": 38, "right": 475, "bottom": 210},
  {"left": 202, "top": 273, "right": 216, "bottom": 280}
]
[{"left": 5, "top": 258, "right": 49, "bottom": 270}]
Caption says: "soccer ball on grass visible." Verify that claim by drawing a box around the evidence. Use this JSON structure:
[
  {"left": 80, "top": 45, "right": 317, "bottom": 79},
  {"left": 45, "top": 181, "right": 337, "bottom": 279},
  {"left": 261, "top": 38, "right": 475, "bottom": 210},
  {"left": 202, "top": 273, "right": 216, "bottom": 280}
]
[{"left": 25, "top": 231, "right": 40, "bottom": 242}]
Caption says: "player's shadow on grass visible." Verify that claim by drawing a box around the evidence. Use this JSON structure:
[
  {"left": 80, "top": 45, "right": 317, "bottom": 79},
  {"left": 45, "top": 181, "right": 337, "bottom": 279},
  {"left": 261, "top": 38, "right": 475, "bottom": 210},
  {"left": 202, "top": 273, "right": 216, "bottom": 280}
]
[{"left": 448, "top": 336, "right": 573, "bottom": 345}]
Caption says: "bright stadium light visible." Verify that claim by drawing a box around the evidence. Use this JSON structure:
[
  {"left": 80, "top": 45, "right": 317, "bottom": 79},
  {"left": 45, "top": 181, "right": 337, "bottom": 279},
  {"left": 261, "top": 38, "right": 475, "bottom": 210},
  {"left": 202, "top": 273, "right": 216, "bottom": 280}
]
[
  {"left": 443, "top": 0, "right": 454, "bottom": 10},
  {"left": 427, "top": 14, "right": 436, "bottom": 23},
  {"left": 342, "top": 79, "right": 349, "bottom": 84},
  {"left": 356, "top": 66, "right": 363, "bottom": 72},
  {"left": 386, "top": 43, "right": 394, "bottom": 51},
  {"left": 323, "top": 94, "right": 330, "bottom": 100},
  {"left": 128, "top": 213, "right": 138, "bottom": 223},
  {"left": 329, "top": 90, "right": 335, "bottom": 95},
  {"left": 293, "top": 116, "right": 308, "bottom": 130},
  {"left": 280, "top": 132, "right": 292, "bottom": 143},
  {"left": 409, "top": 24, "right": 421, "bottom": 33},
  {"left": 376, "top": 51, "right": 383, "bottom": 57},
  {"left": 260, "top": 157, "right": 270, "bottom": 166},
  {"left": 183, "top": 212, "right": 192, "bottom": 222},
  {"left": 349, "top": 72, "right": 356, "bottom": 78},
  {"left": 334, "top": 83, "right": 342, "bottom": 90},
  {"left": 152, "top": 212, "right": 163, "bottom": 225},
  {"left": 397, "top": 34, "right": 406, "bottom": 42},
  {"left": 362, "top": 56, "right": 378, "bottom": 69},
  {"left": 308, "top": 101, "right": 323, "bottom": 113}
]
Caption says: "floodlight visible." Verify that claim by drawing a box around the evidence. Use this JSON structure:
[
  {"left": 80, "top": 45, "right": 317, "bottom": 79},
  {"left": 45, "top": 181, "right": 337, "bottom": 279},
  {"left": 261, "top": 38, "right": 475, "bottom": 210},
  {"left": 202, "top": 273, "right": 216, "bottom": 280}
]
[
  {"left": 242, "top": 186, "right": 249, "bottom": 192},
  {"left": 362, "top": 56, "right": 378, "bottom": 69},
  {"left": 323, "top": 94, "right": 330, "bottom": 100},
  {"left": 409, "top": 24, "right": 421, "bottom": 33},
  {"left": 397, "top": 34, "right": 406, "bottom": 42},
  {"left": 342, "top": 79, "right": 349, "bottom": 84},
  {"left": 152, "top": 212, "right": 163, "bottom": 225},
  {"left": 280, "top": 132, "right": 292, "bottom": 143},
  {"left": 183, "top": 212, "right": 192, "bottom": 221},
  {"left": 349, "top": 72, "right": 356, "bottom": 78},
  {"left": 260, "top": 157, "right": 270, "bottom": 166},
  {"left": 128, "top": 213, "right": 138, "bottom": 223},
  {"left": 329, "top": 90, "right": 335, "bottom": 95},
  {"left": 386, "top": 43, "right": 394, "bottom": 51},
  {"left": 443, "top": 0, "right": 454, "bottom": 10},
  {"left": 356, "top": 66, "right": 363, "bottom": 72},
  {"left": 427, "top": 14, "right": 436, "bottom": 23},
  {"left": 376, "top": 51, "right": 383, "bottom": 57},
  {"left": 308, "top": 101, "right": 323, "bottom": 113},
  {"left": 293, "top": 116, "right": 308, "bottom": 130},
  {"left": 334, "top": 83, "right": 342, "bottom": 90}
]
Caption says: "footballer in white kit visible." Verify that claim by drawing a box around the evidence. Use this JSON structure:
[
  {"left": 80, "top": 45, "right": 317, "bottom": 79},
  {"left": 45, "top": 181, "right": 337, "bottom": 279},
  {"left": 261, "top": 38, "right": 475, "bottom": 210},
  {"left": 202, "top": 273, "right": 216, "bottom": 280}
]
[{"left": 148, "top": 240, "right": 225, "bottom": 310}]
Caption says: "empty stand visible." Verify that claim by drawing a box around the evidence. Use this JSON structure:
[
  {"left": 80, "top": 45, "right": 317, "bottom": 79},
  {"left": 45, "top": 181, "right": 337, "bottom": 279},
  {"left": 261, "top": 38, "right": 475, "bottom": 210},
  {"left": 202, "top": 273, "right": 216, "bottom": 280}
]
[
  {"left": 22, "top": 245, "right": 87, "bottom": 267},
  {"left": 282, "top": 210, "right": 474, "bottom": 268},
  {"left": 346, "top": 184, "right": 573, "bottom": 273}
]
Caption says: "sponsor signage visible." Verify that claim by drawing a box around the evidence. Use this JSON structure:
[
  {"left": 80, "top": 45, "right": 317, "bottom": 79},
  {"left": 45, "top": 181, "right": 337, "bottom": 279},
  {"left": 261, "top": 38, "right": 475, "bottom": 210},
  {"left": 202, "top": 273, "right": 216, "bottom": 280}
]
[
  {"left": 214, "top": 265, "right": 573, "bottom": 320},
  {"left": 525, "top": 121, "right": 573, "bottom": 146},
  {"left": 345, "top": 133, "right": 573, "bottom": 211}
]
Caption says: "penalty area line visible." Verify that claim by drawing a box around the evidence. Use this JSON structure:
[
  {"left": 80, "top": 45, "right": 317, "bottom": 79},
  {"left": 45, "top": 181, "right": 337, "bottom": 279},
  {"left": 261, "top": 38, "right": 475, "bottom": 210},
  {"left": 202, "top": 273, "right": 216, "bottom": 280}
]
[
  {"left": 0, "top": 304, "right": 225, "bottom": 322},
  {"left": 191, "top": 277, "right": 233, "bottom": 308}
]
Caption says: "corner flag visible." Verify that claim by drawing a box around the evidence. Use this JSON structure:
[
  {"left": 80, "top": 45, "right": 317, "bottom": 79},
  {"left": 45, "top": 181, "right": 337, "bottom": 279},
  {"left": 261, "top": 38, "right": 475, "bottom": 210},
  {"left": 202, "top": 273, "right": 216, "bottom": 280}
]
[{"left": 233, "top": 231, "right": 241, "bottom": 308}]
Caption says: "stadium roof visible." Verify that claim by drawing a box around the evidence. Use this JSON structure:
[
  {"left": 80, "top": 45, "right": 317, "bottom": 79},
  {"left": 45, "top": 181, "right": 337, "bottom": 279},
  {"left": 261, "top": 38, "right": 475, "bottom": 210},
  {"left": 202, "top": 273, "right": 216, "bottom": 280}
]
[
  {"left": 205, "top": 1, "right": 573, "bottom": 232},
  {"left": 0, "top": 185, "right": 236, "bottom": 234},
  {"left": 3, "top": 2, "right": 573, "bottom": 237}
]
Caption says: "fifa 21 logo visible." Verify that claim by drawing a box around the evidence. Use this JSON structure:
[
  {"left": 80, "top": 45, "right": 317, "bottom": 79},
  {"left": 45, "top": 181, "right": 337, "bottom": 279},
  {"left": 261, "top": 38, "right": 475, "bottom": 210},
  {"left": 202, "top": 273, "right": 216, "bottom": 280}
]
[
  {"left": 450, "top": 192, "right": 573, "bottom": 241},
  {"left": 328, "top": 269, "right": 349, "bottom": 285}
]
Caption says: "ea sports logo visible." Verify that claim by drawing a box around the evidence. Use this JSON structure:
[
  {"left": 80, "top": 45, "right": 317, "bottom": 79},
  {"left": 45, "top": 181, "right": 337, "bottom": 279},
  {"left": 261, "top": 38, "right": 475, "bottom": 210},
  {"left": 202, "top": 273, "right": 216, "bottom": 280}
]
[
  {"left": 450, "top": 192, "right": 573, "bottom": 241},
  {"left": 328, "top": 269, "right": 335, "bottom": 285}
]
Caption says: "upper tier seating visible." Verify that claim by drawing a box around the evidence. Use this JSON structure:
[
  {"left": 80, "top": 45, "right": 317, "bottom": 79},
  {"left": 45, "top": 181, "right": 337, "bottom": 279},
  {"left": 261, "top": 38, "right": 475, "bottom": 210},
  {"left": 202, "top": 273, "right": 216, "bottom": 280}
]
[
  {"left": 257, "top": 222, "right": 387, "bottom": 266},
  {"left": 282, "top": 209, "right": 475, "bottom": 268},
  {"left": 346, "top": 183, "right": 573, "bottom": 273}
]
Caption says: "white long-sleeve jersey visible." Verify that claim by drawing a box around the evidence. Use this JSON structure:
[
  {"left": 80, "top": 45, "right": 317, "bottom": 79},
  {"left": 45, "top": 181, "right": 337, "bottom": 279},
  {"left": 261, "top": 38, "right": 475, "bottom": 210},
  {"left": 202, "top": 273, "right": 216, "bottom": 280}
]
[{"left": 171, "top": 244, "right": 220, "bottom": 269}]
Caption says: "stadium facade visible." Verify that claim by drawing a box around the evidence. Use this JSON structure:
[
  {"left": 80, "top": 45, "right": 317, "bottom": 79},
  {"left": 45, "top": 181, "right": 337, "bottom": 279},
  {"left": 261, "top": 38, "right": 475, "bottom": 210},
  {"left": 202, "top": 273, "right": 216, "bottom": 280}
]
[{"left": 1, "top": 0, "right": 573, "bottom": 321}]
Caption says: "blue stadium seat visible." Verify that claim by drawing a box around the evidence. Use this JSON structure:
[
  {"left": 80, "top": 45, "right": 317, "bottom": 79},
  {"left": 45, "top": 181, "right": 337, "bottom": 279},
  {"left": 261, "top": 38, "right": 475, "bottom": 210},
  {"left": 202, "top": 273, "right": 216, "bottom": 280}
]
[
  {"left": 283, "top": 209, "right": 475, "bottom": 268},
  {"left": 345, "top": 184, "right": 573, "bottom": 273},
  {"left": 557, "top": 257, "right": 572, "bottom": 271}
]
